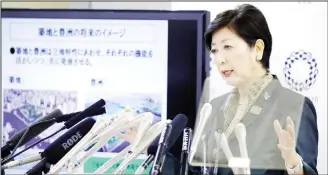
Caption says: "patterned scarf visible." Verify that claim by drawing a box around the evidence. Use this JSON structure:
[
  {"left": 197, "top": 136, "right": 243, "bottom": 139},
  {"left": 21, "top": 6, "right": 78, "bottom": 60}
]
[{"left": 222, "top": 73, "right": 273, "bottom": 139}]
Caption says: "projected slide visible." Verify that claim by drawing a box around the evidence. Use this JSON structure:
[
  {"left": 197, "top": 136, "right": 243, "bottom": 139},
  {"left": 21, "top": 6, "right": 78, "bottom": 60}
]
[{"left": 2, "top": 17, "right": 168, "bottom": 173}]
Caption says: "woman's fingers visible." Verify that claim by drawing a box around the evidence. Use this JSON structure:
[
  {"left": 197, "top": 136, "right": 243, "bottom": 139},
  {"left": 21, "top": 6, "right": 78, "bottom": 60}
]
[{"left": 274, "top": 120, "right": 284, "bottom": 142}]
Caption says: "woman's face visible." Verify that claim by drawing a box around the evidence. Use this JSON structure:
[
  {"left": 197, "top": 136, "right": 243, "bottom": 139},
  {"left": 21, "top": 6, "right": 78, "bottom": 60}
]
[{"left": 210, "top": 27, "right": 261, "bottom": 87}]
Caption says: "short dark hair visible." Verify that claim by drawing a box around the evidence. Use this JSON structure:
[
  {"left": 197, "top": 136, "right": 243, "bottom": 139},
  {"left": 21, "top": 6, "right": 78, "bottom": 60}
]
[{"left": 205, "top": 4, "right": 272, "bottom": 69}]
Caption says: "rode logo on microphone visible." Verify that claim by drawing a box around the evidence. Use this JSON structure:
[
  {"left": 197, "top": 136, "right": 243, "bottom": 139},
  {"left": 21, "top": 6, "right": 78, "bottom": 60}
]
[{"left": 62, "top": 132, "right": 83, "bottom": 150}]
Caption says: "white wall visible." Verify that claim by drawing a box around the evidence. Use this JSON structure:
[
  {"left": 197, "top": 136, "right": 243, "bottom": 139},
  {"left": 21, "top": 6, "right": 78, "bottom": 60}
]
[
  {"left": 172, "top": 2, "right": 327, "bottom": 174},
  {"left": 91, "top": 2, "right": 171, "bottom": 10},
  {"left": 1, "top": 2, "right": 90, "bottom": 9},
  {"left": 1, "top": 2, "right": 171, "bottom": 10}
]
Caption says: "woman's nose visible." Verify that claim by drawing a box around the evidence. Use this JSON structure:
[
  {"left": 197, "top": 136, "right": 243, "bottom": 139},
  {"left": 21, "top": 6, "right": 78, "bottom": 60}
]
[{"left": 214, "top": 54, "right": 226, "bottom": 65}]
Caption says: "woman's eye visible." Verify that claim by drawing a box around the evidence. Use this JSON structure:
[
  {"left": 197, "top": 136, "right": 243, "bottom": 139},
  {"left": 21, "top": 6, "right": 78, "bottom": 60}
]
[
  {"left": 224, "top": 45, "right": 233, "bottom": 50},
  {"left": 210, "top": 49, "right": 218, "bottom": 54}
]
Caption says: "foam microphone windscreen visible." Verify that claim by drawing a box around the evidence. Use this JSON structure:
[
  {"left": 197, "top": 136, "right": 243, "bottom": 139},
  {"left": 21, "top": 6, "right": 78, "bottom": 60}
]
[
  {"left": 55, "top": 107, "right": 106, "bottom": 123},
  {"left": 41, "top": 117, "right": 96, "bottom": 164},
  {"left": 64, "top": 99, "right": 105, "bottom": 129}
]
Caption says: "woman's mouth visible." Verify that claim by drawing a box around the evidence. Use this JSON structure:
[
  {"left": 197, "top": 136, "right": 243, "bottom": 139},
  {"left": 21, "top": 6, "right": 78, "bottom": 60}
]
[{"left": 221, "top": 70, "right": 234, "bottom": 77}]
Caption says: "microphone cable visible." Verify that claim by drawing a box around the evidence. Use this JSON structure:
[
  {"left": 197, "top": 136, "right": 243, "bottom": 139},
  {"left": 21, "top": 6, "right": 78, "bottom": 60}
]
[
  {"left": 2, "top": 101, "right": 105, "bottom": 165},
  {"left": 1, "top": 126, "right": 65, "bottom": 165},
  {"left": 4, "top": 119, "right": 57, "bottom": 161}
]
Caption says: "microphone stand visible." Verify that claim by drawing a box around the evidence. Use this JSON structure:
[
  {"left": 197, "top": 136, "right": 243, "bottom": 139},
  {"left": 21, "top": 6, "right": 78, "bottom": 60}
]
[
  {"left": 200, "top": 134, "right": 210, "bottom": 175},
  {"left": 213, "top": 131, "right": 222, "bottom": 175}
]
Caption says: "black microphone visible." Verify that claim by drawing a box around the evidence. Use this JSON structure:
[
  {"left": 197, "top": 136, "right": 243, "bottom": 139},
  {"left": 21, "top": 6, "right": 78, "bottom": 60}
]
[
  {"left": 134, "top": 133, "right": 163, "bottom": 174},
  {"left": 43, "top": 117, "right": 96, "bottom": 164},
  {"left": 1, "top": 100, "right": 105, "bottom": 165},
  {"left": 64, "top": 99, "right": 105, "bottom": 129},
  {"left": 1, "top": 109, "right": 63, "bottom": 159},
  {"left": 24, "top": 159, "right": 48, "bottom": 175},
  {"left": 2, "top": 106, "right": 104, "bottom": 158},
  {"left": 24, "top": 117, "right": 96, "bottom": 175},
  {"left": 136, "top": 114, "right": 188, "bottom": 174},
  {"left": 180, "top": 127, "right": 193, "bottom": 175},
  {"left": 150, "top": 123, "right": 172, "bottom": 175},
  {"left": 55, "top": 107, "right": 106, "bottom": 123},
  {"left": 150, "top": 114, "right": 188, "bottom": 175},
  {"left": 2, "top": 117, "right": 96, "bottom": 170}
]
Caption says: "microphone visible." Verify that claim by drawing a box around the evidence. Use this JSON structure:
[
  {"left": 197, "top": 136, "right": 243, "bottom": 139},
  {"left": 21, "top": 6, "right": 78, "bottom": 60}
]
[
  {"left": 135, "top": 114, "right": 189, "bottom": 175},
  {"left": 92, "top": 114, "right": 187, "bottom": 175},
  {"left": 150, "top": 114, "right": 189, "bottom": 175},
  {"left": 63, "top": 99, "right": 105, "bottom": 129},
  {"left": 1, "top": 104, "right": 105, "bottom": 165},
  {"left": 24, "top": 159, "right": 49, "bottom": 175},
  {"left": 43, "top": 117, "right": 96, "bottom": 165},
  {"left": 1, "top": 117, "right": 96, "bottom": 171},
  {"left": 135, "top": 155, "right": 155, "bottom": 174},
  {"left": 128, "top": 112, "right": 154, "bottom": 152},
  {"left": 67, "top": 112, "right": 153, "bottom": 173},
  {"left": 111, "top": 119, "right": 171, "bottom": 174},
  {"left": 234, "top": 123, "right": 248, "bottom": 158},
  {"left": 150, "top": 122, "right": 172, "bottom": 175},
  {"left": 216, "top": 131, "right": 239, "bottom": 175},
  {"left": 234, "top": 123, "right": 250, "bottom": 174},
  {"left": 1, "top": 154, "right": 42, "bottom": 170},
  {"left": 2, "top": 107, "right": 104, "bottom": 160},
  {"left": 25, "top": 117, "right": 95, "bottom": 175},
  {"left": 71, "top": 112, "right": 153, "bottom": 174},
  {"left": 200, "top": 134, "right": 210, "bottom": 175},
  {"left": 49, "top": 108, "right": 136, "bottom": 174},
  {"left": 189, "top": 103, "right": 212, "bottom": 163},
  {"left": 134, "top": 140, "right": 159, "bottom": 174},
  {"left": 180, "top": 127, "right": 193, "bottom": 175},
  {"left": 217, "top": 132, "right": 233, "bottom": 160},
  {"left": 1, "top": 109, "right": 63, "bottom": 159},
  {"left": 55, "top": 107, "right": 106, "bottom": 123},
  {"left": 2, "top": 99, "right": 105, "bottom": 165},
  {"left": 213, "top": 132, "right": 221, "bottom": 174}
]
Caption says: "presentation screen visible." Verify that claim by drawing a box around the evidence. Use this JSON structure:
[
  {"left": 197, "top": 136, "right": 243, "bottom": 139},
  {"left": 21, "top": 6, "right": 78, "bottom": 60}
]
[{"left": 1, "top": 9, "right": 210, "bottom": 174}]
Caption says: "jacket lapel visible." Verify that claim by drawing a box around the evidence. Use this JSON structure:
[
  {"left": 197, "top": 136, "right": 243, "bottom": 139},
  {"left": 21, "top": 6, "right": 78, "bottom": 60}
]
[
  {"left": 242, "top": 79, "right": 281, "bottom": 127},
  {"left": 227, "top": 78, "right": 282, "bottom": 142}
]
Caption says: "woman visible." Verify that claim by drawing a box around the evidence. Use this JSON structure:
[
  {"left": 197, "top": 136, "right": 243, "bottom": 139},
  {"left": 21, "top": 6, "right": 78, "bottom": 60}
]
[{"left": 190, "top": 4, "right": 318, "bottom": 175}]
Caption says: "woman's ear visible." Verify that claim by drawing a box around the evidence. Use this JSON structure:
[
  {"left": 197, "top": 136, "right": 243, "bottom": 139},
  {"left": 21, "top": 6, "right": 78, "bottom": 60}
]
[{"left": 255, "top": 39, "right": 265, "bottom": 61}]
